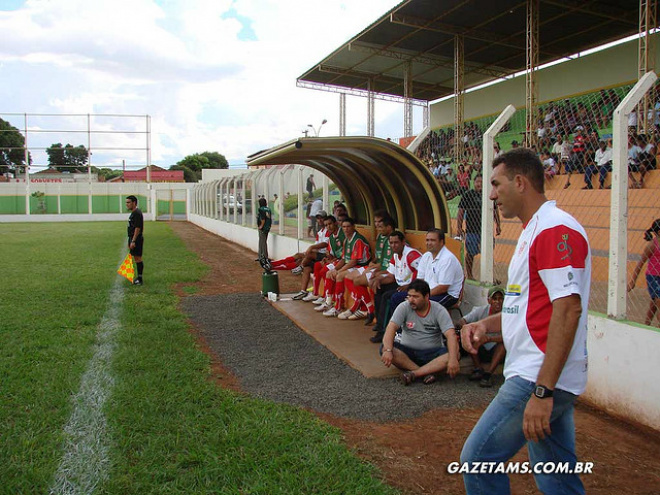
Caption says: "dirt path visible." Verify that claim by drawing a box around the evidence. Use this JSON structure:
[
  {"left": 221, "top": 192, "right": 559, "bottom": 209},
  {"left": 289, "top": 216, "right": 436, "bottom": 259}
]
[{"left": 171, "top": 221, "right": 660, "bottom": 495}]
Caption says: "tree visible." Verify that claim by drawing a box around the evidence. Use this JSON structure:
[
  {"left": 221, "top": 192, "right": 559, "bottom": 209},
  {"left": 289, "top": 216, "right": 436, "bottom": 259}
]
[
  {"left": 0, "top": 118, "right": 30, "bottom": 176},
  {"left": 46, "top": 143, "right": 89, "bottom": 172},
  {"left": 171, "top": 151, "right": 228, "bottom": 182},
  {"left": 92, "top": 167, "right": 123, "bottom": 182},
  {"left": 169, "top": 164, "right": 198, "bottom": 183}
]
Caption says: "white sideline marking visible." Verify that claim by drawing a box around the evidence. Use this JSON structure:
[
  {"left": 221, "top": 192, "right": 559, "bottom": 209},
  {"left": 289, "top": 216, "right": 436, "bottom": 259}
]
[{"left": 49, "top": 275, "right": 125, "bottom": 495}]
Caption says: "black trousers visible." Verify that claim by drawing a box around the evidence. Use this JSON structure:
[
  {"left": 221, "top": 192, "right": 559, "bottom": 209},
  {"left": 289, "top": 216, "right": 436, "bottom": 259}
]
[{"left": 373, "top": 282, "right": 399, "bottom": 333}]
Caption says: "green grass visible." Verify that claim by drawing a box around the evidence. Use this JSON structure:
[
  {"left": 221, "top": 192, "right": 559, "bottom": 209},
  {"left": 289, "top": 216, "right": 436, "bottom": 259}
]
[{"left": 0, "top": 222, "right": 397, "bottom": 495}]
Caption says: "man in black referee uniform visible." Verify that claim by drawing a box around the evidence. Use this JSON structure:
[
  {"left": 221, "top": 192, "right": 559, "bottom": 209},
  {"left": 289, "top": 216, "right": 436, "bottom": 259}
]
[{"left": 126, "top": 195, "right": 144, "bottom": 285}]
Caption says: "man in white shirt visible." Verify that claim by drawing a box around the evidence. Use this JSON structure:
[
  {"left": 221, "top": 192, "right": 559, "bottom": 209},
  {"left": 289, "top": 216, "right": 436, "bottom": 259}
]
[
  {"left": 389, "top": 228, "right": 464, "bottom": 314},
  {"left": 583, "top": 140, "right": 612, "bottom": 189},
  {"left": 460, "top": 148, "right": 590, "bottom": 495}
]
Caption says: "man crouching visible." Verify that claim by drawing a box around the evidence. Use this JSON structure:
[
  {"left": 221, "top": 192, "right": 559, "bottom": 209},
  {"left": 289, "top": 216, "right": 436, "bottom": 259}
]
[{"left": 380, "top": 279, "right": 460, "bottom": 385}]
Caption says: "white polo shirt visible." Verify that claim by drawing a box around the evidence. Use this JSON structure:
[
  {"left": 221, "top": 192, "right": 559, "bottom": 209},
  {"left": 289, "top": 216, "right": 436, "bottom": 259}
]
[
  {"left": 416, "top": 245, "right": 464, "bottom": 298},
  {"left": 503, "top": 201, "right": 591, "bottom": 395}
]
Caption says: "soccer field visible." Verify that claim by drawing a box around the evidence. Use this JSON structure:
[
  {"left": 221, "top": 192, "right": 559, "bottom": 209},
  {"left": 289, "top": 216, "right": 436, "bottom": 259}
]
[{"left": 0, "top": 222, "right": 395, "bottom": 495}]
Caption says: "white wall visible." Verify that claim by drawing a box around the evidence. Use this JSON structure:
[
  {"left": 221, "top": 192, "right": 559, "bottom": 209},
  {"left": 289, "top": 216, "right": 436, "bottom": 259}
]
[{"left": 0, "top": 213, "right": 150, "bottom": 223}]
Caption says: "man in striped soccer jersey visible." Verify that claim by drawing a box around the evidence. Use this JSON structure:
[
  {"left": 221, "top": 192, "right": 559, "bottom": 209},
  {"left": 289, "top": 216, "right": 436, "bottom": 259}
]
[
  {"left": 343, "top": 211, "right": 396, "bottom": 322},
  {"left": 368, "top": 230, "right": 422, "bottom": 343},
  {"left": 322, "top": 218, "right": 371, "bottom": 318},
  {"left": 312, "top": 215, "right": 346, "bottom": 310},
  {"left": 460, "top": 148, "right": 591, "bottom": 495}
]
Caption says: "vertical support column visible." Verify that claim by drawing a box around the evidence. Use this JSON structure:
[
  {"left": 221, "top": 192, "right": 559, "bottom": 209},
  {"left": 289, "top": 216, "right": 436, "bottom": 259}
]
[
  {"left": 23, "top": 113, "right": 30, "bottom": 215},
  {"left": 526, "top": 0, "right": 539, "bottom": 149},
  {"left": 339, "top": 93, "right": 347, "bottom": 137},
  {"left": 423, "top": 102, "right": 430, "bottom": 130},
  {"left": 454, "top": 35, "right": 465, "bottom": 165},
  {"left": 322, "top": 175, "right": 329, "bottom": 212},
  {"left": 150, "top": 185, "right": 157, "bottom": 220},
  {"left": 638, "top": 0, "right": 657, "bottom": 134},
  {"left": 610, "top": 72, "right": 657, "bottom": 319},
  {"left": 278, "top": 169, "right": 285, "bottom": 235},
  {"left": 146, "top": 115, "right": 152, "bottom": 183},
  {"left": 481, "top": 105, "right": 516, "bottom": 285},
  {"left": 87, "top": 114, "right": 93, "bottom": 214},
  {"left": 186, "top": 187, "right": 191, "bottom": 221},
  {"left": 404, "top": 62, "right": 413, "bottom": 138},
  {"left": 297, "top": 165, "right": 304, "bottom": 240},
  {"left": 367, "top": 79, "right": 375, "bottom": 137}
]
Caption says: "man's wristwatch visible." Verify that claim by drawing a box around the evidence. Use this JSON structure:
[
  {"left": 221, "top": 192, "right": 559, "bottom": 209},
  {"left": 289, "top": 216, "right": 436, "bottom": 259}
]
[{"left": 534, "top": 385, "right": 554, "bottom": 399}]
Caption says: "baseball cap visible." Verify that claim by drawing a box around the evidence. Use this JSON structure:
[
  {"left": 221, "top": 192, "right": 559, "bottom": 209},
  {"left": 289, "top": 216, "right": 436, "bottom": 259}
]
[
  {"left": 488, "top": 286, "right": 505, "bottom": 298},
  {"left": 316, "top": 210, "right": 327, "bottom": 217}
]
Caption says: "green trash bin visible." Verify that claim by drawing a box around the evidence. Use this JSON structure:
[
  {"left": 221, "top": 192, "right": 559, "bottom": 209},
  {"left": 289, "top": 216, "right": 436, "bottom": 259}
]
[{"left": 262, "top": 271, "right": 279, "bottom": 297}]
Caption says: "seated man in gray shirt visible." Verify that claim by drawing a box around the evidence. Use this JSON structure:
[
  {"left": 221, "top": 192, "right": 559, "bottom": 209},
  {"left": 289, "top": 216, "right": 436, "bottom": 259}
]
[
  {"left": 380, "top": 279, "right": 460, "bottom": 385},
  {"left": 455, "top": 286, "right": 506, "bottom": 388}
]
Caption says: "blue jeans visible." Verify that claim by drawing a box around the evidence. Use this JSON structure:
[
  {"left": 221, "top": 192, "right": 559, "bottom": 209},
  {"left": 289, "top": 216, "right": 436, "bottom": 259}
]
[{"left": 460, "top": 376, "right": 584, "bottom": 495}]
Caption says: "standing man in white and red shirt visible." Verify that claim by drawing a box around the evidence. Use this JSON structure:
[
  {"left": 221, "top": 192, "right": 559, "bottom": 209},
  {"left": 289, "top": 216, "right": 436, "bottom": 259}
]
[{"left": 460, "top": 148, "right": 591, "bottom": 495}]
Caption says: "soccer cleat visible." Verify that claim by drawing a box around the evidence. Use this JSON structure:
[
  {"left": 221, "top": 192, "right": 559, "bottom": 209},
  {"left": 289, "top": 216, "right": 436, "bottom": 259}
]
[
  {"left": 292, "top": 290, "right": 307, "bottom": 300},
  {"left": 302, "top": 292, "right": 318, "bottom": 302},
  {"left": 291, "top": 266, "right": 303, "bottom": 275},
  {"left": 315, "top": 302, "right": 329, "bottom": 312},
  {"left": 322, "top": 307, "right": 339, "bottom": 317},
  {"left": 312, "top": 296, "right": 325, "bottom": 305},
  {"left": 133, "top": 278, "right": 142, "bottom": 286},
  {"left": 337, "top": 309, "right": 353, "bottom": 320},
  {"left": 348, "top": 310, "right": 368, "bottom": 320}
]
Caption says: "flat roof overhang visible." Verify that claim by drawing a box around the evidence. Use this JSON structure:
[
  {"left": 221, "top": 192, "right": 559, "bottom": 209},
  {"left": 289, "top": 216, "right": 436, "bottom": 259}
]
[{"left": 247, "top": 137, "right": 450, "bottom": 232}]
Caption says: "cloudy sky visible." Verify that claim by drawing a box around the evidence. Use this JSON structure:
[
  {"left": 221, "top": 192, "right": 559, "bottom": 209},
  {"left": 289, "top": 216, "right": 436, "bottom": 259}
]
[{"left": 0, "top": 0, "right": 428, "bottom": 170}]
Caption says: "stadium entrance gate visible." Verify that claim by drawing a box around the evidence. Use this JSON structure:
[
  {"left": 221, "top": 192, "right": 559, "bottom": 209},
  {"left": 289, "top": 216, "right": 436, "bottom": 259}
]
[{"left": 155, "top": 187, "right": 187, "bottom": 221}]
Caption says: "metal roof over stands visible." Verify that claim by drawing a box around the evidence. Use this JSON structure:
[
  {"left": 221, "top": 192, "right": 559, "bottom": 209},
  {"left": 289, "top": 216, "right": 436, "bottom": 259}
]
[
  {"left": 246, "top": 137, "right": 450, "bottom": 232},
  {"left": 297, "top": 0, "right": 642, "bottom": 102}
]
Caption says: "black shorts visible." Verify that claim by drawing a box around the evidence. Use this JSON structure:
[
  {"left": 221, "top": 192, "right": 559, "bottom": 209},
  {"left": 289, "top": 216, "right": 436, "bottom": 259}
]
[{"left": 129, "top": 236, "right": 144, "bottom": 257}]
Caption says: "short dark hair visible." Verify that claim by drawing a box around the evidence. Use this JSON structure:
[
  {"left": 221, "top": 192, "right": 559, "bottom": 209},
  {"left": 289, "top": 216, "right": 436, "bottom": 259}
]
[
  {"left": 126, "top": 195, "right": 138, "bottom": 204},
  {"left": 373, "top": 209, "right": 391, "bottom": 220},
  {"left": 381, "top": 216, "right": 396, "bottom": 228},
  {"left": 258, "top": 197, "right": 267, "bottom": 207},
  {"left": 342, "top": 217, "right": 356, "bottom": 226},
  {"left": 408, "top": 279, "right": 430, "bottom": 297},
  {"left": 492, "top": 148, "right": 545, "bottom": 193},
  {"left": 427, "top": 227, "right": 445, "bottom": 242},
  {"left": 325, "top": 215, "right": 337, "bottom": 223},
  {"left": 389, "top": 230, "right": 405, "bottom": 242}
]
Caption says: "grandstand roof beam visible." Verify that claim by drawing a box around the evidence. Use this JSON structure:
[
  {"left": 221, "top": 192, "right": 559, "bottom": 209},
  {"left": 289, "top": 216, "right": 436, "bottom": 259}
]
[
  {"left": 543, "top": 0, "right": 638, "bottom": 26},
  {"left": 295, "top": 80, "right": 429, "bottom": 107}
]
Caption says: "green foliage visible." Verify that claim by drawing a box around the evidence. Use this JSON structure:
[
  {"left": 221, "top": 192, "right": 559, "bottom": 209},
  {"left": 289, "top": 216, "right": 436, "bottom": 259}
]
[
  {"left": 170, "top": 151, "right": 228, "bottom": 182},
  {"left": 45, "top": 143, "right": 89, "bottom": 172},
  {"left": 93, "top": 167, "right": 124, "bottom": 181},
  {"left": 0, "top": 117, "right": 30, "bottom": 175}
]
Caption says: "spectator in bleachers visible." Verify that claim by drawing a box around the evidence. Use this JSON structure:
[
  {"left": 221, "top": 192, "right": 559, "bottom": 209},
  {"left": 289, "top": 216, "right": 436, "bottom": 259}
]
[
  {"left": 563, "top": 126, "right": 587, "bottom": 189},
  {"left": 456, "top": 286, "right": 506, "bottom": 388},
  {"left": 389, "top": 228, "right": 464, "bottom": 313},
  {"left": 369, "top": 230, "right": 423, "bottom": 343},
  {"left": 541, "top": 151, "right": 558, "bottom": 181},
  {"left": 583, "top": 140, "right": 612, "bottom": 190},
  {"left": 628, "top": 219, "right": 660, "bottom": 326},
  {"left": 456, "top": 175, "right": 501, "bottom": 280},
  {"left": 380, "top": 279, "right": 460, "bottom": 386},
  {"left": 322, "top": 217, "right": 371, "bottom": 318},
  {"left": 343, "top": 212, "right": 396, "bottom": 322},
  {"left": 457, "top": 161, "right": 472, "bottom": 196},
  {"left": 438, "top": 165, "right": 460, "bottom": 200},
  {"left": 634, "top": 134, "right": 656, "bottom": 188}
]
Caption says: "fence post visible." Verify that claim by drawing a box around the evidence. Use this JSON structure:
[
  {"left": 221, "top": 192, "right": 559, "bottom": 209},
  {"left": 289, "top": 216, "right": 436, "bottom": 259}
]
[
  {"left": 481, "top": 104, "right": 516, "bottom": 285},
  {"left": 297, "top": 165, "right": 304, "bottom": 240},
  {"left": 609, "top": 71, "right": 657, "bottom": 319}
]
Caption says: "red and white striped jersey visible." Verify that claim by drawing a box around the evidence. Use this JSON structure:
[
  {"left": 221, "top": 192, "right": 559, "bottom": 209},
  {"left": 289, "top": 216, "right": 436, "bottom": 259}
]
[
  {"left": 387, "top": 245, "right": 422, "bottom": 286},
  {"left": 315, "top": 227, "right": 329, "bottom": 254},
  {"left": 503, "top": 201, "right": 591, "bottom": 395}
]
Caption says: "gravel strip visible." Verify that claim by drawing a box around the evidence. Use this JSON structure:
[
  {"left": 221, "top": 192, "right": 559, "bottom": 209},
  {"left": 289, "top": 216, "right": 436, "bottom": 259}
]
[{"left": 182, "top": 293, "right": 499, "bottom": 421}]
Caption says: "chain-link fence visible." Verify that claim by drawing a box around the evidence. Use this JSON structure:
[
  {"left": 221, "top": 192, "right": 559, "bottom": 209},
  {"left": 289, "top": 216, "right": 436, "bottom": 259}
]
[{"left": 414, "top": 79, "right": 660, "bottom": 327}]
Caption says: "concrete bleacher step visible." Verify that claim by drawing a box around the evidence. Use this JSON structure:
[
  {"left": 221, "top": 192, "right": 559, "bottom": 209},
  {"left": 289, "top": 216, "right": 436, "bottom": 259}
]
[{"left": 545, "top": 169, "right": 660, "bottom": 191}]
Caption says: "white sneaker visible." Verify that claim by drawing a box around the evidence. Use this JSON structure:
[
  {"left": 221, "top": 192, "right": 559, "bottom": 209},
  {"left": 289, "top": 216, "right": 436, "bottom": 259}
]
[
  {"left": 323, "top": 307, "right": 339, "bottom": 317},
  {"left": 348, "top": 309, "right": 368, "bottom": 320},
  {"left": 292, "top": 290, "right": 307, "bottom": 300},
  {"left": 291, "top": 266, "right": 303, "bottom": 275},
  {"left": 315, "top": 303, "right": 330, "bottom": 312},
  {"left": 312, "top": 296, "right": 325, "bottom": 305},
  {"left": 337, "top": 309, "right": 354, "bottom": 320},
  {"left": 302, "top": 292, "right": 318, "bottom": 302}
]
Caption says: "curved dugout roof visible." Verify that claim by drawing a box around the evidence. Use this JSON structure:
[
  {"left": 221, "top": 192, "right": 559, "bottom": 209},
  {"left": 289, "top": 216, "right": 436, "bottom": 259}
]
[{"left": 246, "top": 137, "right": 450, "bottom": 232}]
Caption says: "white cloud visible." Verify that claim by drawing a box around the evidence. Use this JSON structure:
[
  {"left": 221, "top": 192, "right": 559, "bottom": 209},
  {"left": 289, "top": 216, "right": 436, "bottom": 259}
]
[{"left": 0, "top": 0, "right": 410, "bottom": 169}]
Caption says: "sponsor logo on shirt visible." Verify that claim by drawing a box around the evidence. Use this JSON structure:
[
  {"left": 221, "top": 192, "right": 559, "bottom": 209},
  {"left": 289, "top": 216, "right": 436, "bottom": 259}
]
[
  {"left": 557, "top": 233, "right": 572, "bottom": 260},
  {"left": 502, "top": 305, "right": 520, "bottom": 314},
  {"left": 506, "top": 284, "right": 521, "bottom": 296},
  {"left": 406, "top": 321, "right": 415, "bottom": 329}
]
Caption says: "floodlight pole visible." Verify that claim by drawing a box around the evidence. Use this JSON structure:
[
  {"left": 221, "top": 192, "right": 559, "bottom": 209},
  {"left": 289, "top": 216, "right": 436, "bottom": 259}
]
[
  {"left": 339, "top": 93, "right": 347, "bottom": 136},
  {"left": 454, "top": 35, "right": 465, "bottom": 165},
  {"left": 404, "top": 62, "right": 413, "bottom": 138},
  {"left": 88, "top": 113, "right": 93, "bottom": 215},
  {"left": 526, "top": 0, "right": 539, "bottom": 149},
  {"left": 24, "top": 113, "right": 30, "bottom": 215}
]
